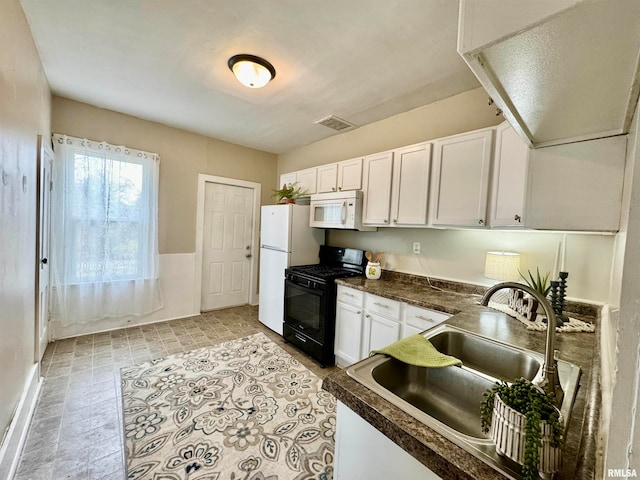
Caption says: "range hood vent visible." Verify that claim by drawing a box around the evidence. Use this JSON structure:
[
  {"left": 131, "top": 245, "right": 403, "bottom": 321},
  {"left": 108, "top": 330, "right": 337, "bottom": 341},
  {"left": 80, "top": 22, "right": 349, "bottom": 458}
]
[{"left": 315, "top": 115, "right": 355, "bottom": 131}]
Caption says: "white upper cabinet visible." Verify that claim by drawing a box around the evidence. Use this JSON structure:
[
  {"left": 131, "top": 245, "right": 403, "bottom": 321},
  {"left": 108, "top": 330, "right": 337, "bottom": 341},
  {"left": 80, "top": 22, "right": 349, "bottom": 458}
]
[
  {"left": 296, "top": 168, "right": 317, "bottom": 195},
  {"left": 279, "top": 168, "right": 317, "bottom": 195},
  {"left": 488, "top": 122, "right": 530, "bottom": 227},
  {"left": 316, "top": 158, "right": 363, "bottom": 193},
  {"left": 279, "top": 172, "right": 296, "bottom": 189},
  {"left": 525, "top": 135, "right": 626, "bottom": 232},
  {"left": 390, "top": 143, "right": 432, "bottom": 226},
  {"left": 362, "top": 151, "right": 394, "bottom": 225},
  {"left": 430, "top": 128, "right": 494, "bottom": 227},
  {"left": 316, "top": 164, "right": 338, "bottom": 193},
  {"left": 337, "top": 157, "right": 363, "bottom": 191},
  {"left": 362, "top": 145, "right": 432, "bottom": 227},
  {"left": 458, "top": 0, "right": 640, "bottom": 147}
]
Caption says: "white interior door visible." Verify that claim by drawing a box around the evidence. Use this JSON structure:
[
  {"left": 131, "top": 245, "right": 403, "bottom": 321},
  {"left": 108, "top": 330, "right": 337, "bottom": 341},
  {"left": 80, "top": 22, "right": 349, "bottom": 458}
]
[
  {"left": 201, "top": 182, "right": 254, "bottom": 311},
  {"left": 36, "top": 136, "right": 53, "bottom": 361}
]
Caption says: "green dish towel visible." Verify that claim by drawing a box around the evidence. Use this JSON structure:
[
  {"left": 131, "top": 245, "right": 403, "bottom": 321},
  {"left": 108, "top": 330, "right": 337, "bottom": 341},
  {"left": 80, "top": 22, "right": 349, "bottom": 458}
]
[{"left": 371, "top": 334, "right": 462, "bottom": 368}]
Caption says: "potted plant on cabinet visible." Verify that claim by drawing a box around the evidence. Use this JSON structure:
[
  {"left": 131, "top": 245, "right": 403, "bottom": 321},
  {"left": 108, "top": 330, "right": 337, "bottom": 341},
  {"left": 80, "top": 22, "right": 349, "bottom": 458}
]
[
  {"left": 271, "top": 182, "right": 306, "bottom": 204},
  {"left": 480, "top": 378, "right": 564, "bottom": 480}
]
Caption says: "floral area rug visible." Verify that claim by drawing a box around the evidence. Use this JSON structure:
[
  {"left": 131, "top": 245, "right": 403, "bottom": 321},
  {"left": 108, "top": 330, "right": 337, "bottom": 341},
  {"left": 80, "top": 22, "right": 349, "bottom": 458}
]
[{"left": 120, "top": 332, "right": 336, "bottom": 480}]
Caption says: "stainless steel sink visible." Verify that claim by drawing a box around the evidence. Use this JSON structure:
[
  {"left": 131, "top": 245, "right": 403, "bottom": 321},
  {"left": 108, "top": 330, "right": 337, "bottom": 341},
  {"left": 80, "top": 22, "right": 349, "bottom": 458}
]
[
  {"left": 372, "top": 357, "right": 495, "bottom": 438},
  {"left": 428, "top": 329, "right": 541, "bottom": 382},
  {"left": 346, "top": 324, "right": 582, "bottom": 479}
]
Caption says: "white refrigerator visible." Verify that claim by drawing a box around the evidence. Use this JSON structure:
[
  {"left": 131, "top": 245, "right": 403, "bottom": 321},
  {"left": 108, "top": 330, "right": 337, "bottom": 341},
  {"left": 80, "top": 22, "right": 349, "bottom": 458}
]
[{"left": 258, "top": 204, "right": 324, "bottom": 335}]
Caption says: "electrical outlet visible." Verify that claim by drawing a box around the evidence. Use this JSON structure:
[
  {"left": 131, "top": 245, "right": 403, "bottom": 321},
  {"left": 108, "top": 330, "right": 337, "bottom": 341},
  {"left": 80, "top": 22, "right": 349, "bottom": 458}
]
[{"left": 412, "top": 242, "right": 421, "bottom": 255}]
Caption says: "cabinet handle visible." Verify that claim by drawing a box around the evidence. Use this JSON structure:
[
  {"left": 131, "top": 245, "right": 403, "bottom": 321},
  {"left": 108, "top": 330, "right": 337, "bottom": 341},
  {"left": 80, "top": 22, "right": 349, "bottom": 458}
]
[
  {"left": 373, "top": 302, "right": 389, "bottom": 308},
  {"left": 365, "top": 314, "right": 370, "bottom": 318},
  {"left": 338, "top": 186, "right": 342, "bottom": 191},
  {"left": 332, "top": 187, "right": 336, "bottom": 191},
  {"left": 356, "top": 311, "right": 361, "bottom": 314},
  {"left": 393, "top": 219, "right": 397, "bottom": 223},
  {"left": 478, "top": 219, "right": 484, "bottom": 225},
  {"left": 514, "top": 214, "right": 522, "bottom": 222},
  {"left": 344, "top": 292, "right": 355, "bottom": 297},
  {"left": 415, "top": 315, "right": 434, "bottom": 322},
  {"left": 383, "top": 219, "right": 388, "bottom": 223}
]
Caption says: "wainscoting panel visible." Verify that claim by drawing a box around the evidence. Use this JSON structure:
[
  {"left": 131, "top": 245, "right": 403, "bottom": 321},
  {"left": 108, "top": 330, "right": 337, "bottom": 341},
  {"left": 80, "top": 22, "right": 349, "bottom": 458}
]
[{"left": 51, "top": 253, "right": 199, "bottom": 339}]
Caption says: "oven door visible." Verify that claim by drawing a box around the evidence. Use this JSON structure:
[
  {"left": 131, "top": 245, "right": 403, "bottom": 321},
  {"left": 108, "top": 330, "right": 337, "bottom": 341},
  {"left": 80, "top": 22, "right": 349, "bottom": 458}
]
[{"left": 284, "top": 278, "right": 326, "bottom": 343}]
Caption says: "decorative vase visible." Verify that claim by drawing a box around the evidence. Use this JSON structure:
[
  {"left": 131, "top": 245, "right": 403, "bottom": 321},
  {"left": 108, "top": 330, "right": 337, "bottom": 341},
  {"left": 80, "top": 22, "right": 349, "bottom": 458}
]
[
  {"left": 365, "top": 262, "right": 381, "bottom": 280},
  {"left": 490, "top": 393, "right": 562, "bottom": 475}
]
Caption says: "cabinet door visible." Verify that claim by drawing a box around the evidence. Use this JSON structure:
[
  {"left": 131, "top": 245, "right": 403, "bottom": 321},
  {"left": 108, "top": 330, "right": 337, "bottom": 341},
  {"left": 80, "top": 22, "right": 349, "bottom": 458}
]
[
  {"left": 489, "top": 122, "right": 529, "bottom": 227},
  {"left": 525, "top": 135, "right": 626, "bottom": 231},
  {"left": 430, "top": 129, "right": 493, "bottom": 227},
  {"left": 279, "top": 172, "right": 296, "bottom": 189},
  {"left": 362, "top": 151, "right": 394, "bottom": 225},
  {"left": 296, "top": 168, "right": 317, "bottom": 195},
  {"left": 335, "top": 302, "right": 364, "bottom": 367},
  {"left": 390, "top": 143, "right": 432, "bottom": 226},
  {"left": 337, "top": 157, "right": 363, "bottom": 191},
  {"left": 317, "top": 164, "right": 338, "bottom": 193},
  {"left": 362, "top": 311, "right": 401, "bottom": 357}
]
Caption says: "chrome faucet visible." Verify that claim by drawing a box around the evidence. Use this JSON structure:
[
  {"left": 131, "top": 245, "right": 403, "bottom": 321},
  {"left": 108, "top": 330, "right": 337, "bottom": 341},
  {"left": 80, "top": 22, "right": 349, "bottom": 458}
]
[{"left": 480, "top": 282, "right": 564, "bottom": 407}]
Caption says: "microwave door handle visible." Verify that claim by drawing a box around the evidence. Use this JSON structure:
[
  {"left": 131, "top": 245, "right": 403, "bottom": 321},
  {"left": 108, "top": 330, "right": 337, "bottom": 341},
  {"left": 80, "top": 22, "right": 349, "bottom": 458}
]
[{"left": 341, "top": 201, "right": 347, "bottom": 224}]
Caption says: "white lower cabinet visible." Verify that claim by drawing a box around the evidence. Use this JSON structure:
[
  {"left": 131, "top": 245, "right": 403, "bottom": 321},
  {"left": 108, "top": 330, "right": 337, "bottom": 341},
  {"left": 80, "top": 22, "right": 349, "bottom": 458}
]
[
  {"left": 362, "top": 293, "right": 401, "bottom": 355},
  {"left": 402, "top": 304, "right": 451, "bottom": 337},
  {"left": 334, "top": 287, "right": 364, "bottom": 367},
  {"left": 334, "top": 401, "right": 442, "bottom": 480},
  {"left": 334, "top": 286, "right": 451, "bottom": 367},
  {"left": 362, "top": 311, "right": 400, "bottom": 354}
]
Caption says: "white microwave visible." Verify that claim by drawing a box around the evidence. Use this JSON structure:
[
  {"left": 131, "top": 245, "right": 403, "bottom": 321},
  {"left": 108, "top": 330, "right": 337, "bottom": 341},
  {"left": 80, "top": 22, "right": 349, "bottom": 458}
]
[{"left": 309, "top": 191, "right": 376, "bottom": 231}]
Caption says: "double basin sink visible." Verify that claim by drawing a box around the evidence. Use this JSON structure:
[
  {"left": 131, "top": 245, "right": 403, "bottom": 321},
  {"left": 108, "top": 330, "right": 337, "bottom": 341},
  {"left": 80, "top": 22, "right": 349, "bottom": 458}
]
[{"left": 346, "top": 324, "right": 581, "bottom": 478}]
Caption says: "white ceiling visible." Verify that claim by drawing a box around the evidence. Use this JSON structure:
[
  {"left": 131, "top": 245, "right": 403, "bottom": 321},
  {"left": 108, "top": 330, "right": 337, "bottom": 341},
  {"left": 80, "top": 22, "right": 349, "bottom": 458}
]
[{"left": 20, "top": 0, "right": 480, "bottom": 154}]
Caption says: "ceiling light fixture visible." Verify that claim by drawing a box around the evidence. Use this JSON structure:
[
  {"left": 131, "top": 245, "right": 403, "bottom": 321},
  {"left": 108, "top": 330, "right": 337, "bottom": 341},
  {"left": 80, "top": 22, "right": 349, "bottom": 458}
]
[{"left": 228, "top": 54, "right": 276, "bottom": 88}]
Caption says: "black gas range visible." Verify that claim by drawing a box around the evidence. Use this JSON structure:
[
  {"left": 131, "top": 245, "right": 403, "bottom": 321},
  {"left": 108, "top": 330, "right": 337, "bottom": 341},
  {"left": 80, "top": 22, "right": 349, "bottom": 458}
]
[{"left": 283, "top": 245, "right": 366, "bottom": 366}]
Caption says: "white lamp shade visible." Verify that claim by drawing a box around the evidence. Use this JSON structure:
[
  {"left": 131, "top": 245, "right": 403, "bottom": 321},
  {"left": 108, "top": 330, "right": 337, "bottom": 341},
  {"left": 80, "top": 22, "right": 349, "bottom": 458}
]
[{"left": 484, "top": 251, "right": 521, "bottom": 281}]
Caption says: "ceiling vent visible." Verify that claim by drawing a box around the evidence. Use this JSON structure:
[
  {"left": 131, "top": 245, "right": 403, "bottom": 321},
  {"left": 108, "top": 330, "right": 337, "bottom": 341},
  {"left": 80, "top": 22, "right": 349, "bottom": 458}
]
[{"left": 315, "top": 115, "right": 355, "bottom": 131}]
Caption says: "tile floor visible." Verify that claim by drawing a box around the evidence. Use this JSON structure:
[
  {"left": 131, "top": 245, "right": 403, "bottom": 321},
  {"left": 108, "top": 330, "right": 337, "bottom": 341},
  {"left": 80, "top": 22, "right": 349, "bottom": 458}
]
[{"left": 14, "top": 305, "right": 337, "bottom": 480}]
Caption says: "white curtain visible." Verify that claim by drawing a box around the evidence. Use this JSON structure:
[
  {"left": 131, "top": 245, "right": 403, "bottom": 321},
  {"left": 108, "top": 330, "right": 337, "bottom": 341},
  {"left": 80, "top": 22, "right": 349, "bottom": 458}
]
[{"left": 51, "top": 134, "right": 163, "bottom": 326}]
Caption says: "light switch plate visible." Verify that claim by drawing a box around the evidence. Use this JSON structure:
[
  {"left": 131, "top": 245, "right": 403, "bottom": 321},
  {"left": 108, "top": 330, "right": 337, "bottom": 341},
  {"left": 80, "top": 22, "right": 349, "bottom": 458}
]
[{"left": 412, "top": 242, "right": 420, "bottom": 255}]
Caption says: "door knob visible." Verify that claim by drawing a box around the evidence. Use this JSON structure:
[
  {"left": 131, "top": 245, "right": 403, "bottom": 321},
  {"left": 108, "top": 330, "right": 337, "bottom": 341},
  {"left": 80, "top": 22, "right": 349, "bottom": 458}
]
[{"left": 245, "top": 253, "right": 252, "bottom": 258}]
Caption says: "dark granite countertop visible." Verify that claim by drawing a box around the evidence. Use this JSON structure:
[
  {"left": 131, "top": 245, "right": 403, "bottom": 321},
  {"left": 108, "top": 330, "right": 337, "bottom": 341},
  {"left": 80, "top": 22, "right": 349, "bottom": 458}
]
[{"left": 323, "top": 272, "right": 600, "bottom": 480}]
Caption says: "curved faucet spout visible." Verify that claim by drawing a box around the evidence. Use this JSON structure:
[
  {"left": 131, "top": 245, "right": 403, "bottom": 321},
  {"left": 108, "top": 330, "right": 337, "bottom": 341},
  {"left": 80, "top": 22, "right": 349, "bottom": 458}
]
[{"left": 480, "top": 282, "right": 563, "bottom": 406}]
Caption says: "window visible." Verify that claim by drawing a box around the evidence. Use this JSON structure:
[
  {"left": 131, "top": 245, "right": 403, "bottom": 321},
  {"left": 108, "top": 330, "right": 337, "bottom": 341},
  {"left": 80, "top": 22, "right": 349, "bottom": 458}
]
[
  {"left": 69, "top": 151, "right": 149, "bottom": 283},
  {"left": 51, "top": 134, "right": 162, "bottom": 325}
]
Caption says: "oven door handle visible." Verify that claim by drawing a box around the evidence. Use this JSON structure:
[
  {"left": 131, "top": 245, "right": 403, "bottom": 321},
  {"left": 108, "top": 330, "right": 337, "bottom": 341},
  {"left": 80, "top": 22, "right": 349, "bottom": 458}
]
[{"left": 285, "top": 278, "right": 325, "bottom": 297}]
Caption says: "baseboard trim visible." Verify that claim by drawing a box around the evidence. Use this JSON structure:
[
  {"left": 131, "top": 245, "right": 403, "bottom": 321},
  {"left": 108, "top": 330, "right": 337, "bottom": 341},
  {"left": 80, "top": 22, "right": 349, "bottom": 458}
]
[
  {"left": 53, "top": 311, "right": 200, "bottom": 340},
  {"left": 0, "top": 364, "right": 42, "bottom": 480}
]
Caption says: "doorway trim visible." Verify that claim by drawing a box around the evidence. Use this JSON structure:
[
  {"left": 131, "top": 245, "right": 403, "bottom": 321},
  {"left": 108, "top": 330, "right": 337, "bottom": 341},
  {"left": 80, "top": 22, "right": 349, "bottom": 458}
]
[
  {"left": 34, "top": 134, "right": 53, "bottom": 363},
  {"left": 194, "top": 174, "right": 261, "bottom": 312}
]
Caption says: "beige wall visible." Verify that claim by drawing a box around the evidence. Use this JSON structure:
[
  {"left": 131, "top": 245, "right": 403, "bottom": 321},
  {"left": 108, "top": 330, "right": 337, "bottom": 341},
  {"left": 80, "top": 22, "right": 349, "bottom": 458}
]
[
  {"left": 278, "top": 87, "right": 503, "bottom": 175},
  {"left": 0, "top": 0, "right": 51, "bottom": 442},
  {"left": 52, "top": 97, "right": 278, "bottom": 254},
  {"left": 278, "top": 87, "right": 616, "bottom": 303}
]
